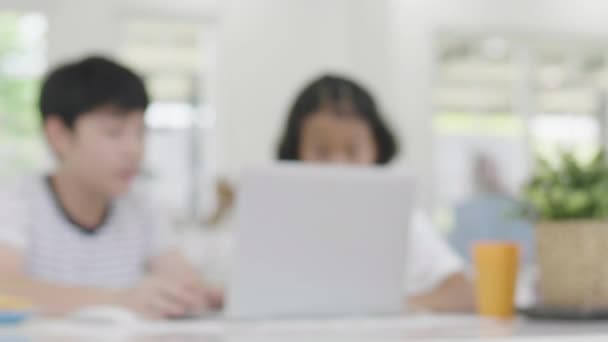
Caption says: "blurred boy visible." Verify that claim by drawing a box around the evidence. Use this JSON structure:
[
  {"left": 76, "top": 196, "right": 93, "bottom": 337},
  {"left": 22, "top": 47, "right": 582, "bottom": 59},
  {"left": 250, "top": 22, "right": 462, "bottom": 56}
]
[{"left": 0, "top": 56, "right": 220, "bottom": 319}]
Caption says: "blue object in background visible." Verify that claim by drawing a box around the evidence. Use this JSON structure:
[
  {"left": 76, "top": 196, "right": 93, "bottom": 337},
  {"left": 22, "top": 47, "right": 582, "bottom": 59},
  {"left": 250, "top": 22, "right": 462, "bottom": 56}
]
[
  {"left": 0, "top": 311, "right": 32, "bottom": 326},
  {"left": 449, "top": 194, "right": 535, "bottom": 264},
  {"left": 0, "top": 336, "right": 29, "bottom": 342}
]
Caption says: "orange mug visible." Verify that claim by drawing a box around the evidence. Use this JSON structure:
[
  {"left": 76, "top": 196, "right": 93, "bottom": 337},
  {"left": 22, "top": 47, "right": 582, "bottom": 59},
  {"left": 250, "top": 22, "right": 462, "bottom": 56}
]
[{"left": 473, "top": 242, "right": 519, "bottom": 319}]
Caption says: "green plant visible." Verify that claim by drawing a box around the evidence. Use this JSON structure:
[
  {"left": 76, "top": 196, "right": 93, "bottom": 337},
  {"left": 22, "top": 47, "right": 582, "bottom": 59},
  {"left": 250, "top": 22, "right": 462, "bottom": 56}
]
[
  {"left": 524, "top": 150, "right": 608, "bottom": 221},
  {"left": 0, "top": 11, "right": 45, "bottom": 178},
  {"left": 0, "top": 12, "right": 42, "bottom": 138}
]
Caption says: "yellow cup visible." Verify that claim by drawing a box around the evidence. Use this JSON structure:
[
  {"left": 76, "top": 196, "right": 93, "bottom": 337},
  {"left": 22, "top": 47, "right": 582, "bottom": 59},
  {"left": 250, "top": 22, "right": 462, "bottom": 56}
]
[{"left": 473, "top": 242, "right": 519, "bottom": 319}]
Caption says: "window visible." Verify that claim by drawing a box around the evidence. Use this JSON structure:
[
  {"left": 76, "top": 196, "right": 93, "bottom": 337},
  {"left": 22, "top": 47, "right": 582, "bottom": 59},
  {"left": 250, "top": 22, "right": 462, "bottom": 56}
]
[
  {"left": 0, "top": 11, "right": 47, "bottom": 179},
  {"left": 531, "top": 45, "right": 604, "bottom": 162},
  {"left": 433, "top": 33, "right": 607, "bottom": 230},
  {"left": 119, "top": 17, "right": 217, "bottom": 223},
  {"left": 433, "top": 35, "right": 528, "bottom": 210}
]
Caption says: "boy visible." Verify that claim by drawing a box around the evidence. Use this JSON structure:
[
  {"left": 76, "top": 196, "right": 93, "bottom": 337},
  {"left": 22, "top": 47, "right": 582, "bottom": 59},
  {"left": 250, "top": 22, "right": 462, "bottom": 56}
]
[{"left": 0, "top": 56, "right": 220, "bottom": 319}]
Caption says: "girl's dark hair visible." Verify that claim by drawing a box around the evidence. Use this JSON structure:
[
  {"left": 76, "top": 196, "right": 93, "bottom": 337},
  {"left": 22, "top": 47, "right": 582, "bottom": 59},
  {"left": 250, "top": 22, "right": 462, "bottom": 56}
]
[{"left": 277, "top": 74, "right": 398, "bottom": 164}]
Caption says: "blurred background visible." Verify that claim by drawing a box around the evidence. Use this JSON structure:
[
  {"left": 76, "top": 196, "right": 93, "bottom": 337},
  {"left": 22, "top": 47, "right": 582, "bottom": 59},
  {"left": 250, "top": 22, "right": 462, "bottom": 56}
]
[{"left": 1, "top": 0, "right": 607, "bottom": 241}]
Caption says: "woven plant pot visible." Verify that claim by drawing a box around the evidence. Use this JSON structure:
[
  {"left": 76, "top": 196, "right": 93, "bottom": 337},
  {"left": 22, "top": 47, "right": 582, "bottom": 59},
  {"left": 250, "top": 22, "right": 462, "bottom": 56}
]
[{"left": 537, "top": 220, "right": 608, "bottom": 311}]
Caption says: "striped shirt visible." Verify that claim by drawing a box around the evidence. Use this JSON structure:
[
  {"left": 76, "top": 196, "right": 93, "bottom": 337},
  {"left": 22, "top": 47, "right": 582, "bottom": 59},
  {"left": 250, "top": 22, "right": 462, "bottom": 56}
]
[{"left": 0, "top": 176, "right": 175, "bottom": 289}]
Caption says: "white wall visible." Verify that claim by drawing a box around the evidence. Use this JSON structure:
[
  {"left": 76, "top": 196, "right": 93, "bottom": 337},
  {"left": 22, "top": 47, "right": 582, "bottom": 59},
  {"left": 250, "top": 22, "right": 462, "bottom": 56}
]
[
  {"left": 215, "top": 0, "right": 351, "bottom": 174},
  {"left": 47, "top": 0, "right": 120, "bottom": 65}
]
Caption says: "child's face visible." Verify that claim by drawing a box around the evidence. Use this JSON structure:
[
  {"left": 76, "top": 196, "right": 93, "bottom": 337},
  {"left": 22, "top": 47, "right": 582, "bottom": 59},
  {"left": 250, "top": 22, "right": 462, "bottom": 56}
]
[
  {"left": 298, "top": 109, "right": 378, "bottom": 165},
  {"left": 49, "top": 106, "right": 145, "bottom": 196}
]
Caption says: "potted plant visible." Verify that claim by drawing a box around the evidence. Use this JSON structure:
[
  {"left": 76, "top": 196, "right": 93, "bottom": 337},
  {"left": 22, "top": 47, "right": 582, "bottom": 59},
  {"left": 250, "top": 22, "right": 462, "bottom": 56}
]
[{"left": 524, "top": 150, "right": 608, "bottom": 312}]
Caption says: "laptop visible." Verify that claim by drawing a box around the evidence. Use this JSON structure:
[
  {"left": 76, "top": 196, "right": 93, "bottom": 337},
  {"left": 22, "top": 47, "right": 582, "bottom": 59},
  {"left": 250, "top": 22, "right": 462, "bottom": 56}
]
[{"left": 225, "top": 163, "right": 414, "bottom": 319}]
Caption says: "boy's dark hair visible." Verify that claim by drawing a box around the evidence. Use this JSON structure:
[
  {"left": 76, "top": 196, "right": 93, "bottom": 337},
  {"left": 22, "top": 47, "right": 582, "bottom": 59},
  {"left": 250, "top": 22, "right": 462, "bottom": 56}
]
[
  {"left": 277, "top": 74, "right": 399, "bottom": 164},
  {"left": 39, "top": 56, "right": 149, "bottom": 128}
]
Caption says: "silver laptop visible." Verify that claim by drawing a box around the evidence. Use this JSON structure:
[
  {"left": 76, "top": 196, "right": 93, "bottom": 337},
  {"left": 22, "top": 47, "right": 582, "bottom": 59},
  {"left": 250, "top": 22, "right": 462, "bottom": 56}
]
[{"left": 225, "top": 163, "right": 414, "bottom": 319}]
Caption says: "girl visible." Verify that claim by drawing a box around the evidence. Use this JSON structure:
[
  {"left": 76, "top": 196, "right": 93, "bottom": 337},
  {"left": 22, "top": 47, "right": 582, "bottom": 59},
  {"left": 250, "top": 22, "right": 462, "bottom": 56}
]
[{"left": 275, "top": 74, "right": 474, "bottom": 312}]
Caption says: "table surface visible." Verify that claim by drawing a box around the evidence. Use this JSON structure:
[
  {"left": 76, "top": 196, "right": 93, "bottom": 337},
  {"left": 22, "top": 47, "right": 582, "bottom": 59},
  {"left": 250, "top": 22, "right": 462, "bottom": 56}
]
[{"left": 2, "top": 314, "right": 608, "bottom": 341}]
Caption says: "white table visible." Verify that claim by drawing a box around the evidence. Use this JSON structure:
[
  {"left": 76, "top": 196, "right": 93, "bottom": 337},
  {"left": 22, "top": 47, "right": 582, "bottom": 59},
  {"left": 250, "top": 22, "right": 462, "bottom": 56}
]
[{"left": 2, "top": 315, "right": 608, "bottom": 341}]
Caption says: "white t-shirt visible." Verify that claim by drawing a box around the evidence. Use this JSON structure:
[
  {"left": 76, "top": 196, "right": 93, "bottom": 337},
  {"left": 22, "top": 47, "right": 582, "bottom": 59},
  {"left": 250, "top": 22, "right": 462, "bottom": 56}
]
[
  {"left": 405, "top": 208, "right": 464, "bottom": 295},
  {"left": 0, "top": 176, "right": 175, "bottom": 289}
]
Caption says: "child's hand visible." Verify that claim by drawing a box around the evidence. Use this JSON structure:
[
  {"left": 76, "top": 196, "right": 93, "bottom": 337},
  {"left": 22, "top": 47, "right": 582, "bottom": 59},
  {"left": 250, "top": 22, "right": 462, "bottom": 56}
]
[
  {"left": 140, "top": 250, "right": 224, "bottom": 318},
  {"left": 119, "top": 275, "right": 210, "bottom": 319},
  {"left": 205, "top": 286, "right": 224, "bottom": 310},
  {"left": 161, "top": 269, "right": 224, "bottom": 311}
]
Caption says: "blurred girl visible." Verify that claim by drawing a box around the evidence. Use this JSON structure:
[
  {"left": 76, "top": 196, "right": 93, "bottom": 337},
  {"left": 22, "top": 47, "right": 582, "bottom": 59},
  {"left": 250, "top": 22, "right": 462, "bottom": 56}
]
[{"left": 274, "top": 75, "right": 474, "bottom": 312}]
